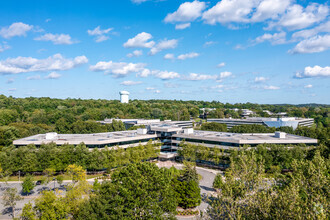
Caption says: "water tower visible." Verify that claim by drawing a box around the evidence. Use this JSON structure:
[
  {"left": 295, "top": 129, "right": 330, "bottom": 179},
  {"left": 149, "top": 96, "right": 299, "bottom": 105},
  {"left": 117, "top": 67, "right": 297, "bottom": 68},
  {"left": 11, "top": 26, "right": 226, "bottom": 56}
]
[{"left": 119, "top": 91, "right": 129, "bottom": 103}]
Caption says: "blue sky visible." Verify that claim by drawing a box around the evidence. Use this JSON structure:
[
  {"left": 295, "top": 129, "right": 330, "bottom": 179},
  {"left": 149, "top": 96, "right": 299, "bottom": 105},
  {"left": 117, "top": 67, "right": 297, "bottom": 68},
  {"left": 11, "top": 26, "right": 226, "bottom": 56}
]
[{"left": 0, "top": 0, "right": 329, "bottom": 104}]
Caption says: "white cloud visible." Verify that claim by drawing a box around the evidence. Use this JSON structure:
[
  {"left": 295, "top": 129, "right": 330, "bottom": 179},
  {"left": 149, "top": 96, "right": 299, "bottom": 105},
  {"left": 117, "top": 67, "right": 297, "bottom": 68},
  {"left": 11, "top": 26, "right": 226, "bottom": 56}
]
[
  {"left": 219, "top": 71, "right": 232, "bottom": 79},
  {"left": 123, "top": 32, "right": 155, "bottom": 48},
  {"left": 146, "top": 87, "right": 155, "bottom": 90},
  {"left": 150, "top": 39, "right": 178, "bottom": 55},
  {"left": 0, "top": 43, "right": 10, "bottom": 52},
  {"left": 0, "top": 22, "right": 33, "bottom": 39},
  {"left": 164, "top": 53, "right": 175, "bottom": 60},
  {"left": 8, "top": 88, "right": 16, "bottom": 92},
  {"left": 87, "top": 26, "right": 113, "bottom": 42},
  {"left": 263, "top": 85, "right": 280, "bottom": 90},
  {"left": 272, "top": 3, "right": 329, "bottom": 30},
  {"left": 137, "top": 68, "right": 151, "bottom": 78},
  {"left": 292, "top": 21, "right": 330, "bottom": 39},
  {"left": 131, "top": 0, "right": 147, "bottom": 3},
  {"left": 127, "top": 50, "right": 143, "bottom": 58},
  {"left": 183, "top": 73, "right": 218, "bottom": 81},
  {"left": 177, "top": 52, "right": 199, "bottom": 60},
  {"left": 164, "top": 1, "right": 206, "bottom": 23},
  {"left": 204, "top": 41, "right": 217, "bottom": 47},
  {"left": 251, "top": 0, "right": 292, "bottom": 22},
  {"left": 217, "top": 62, "right": 225, "bottom": 68},
  {"left": 254, "top": 32, "right": 286, "bottom": 45},
  {"left": 289, "top": 34, "right": 330, "bottom": 54},
  {"left": 35, "top": 33, "right": 76, "bottom": 45},
  {"left": 45, "top": 72, "right": 61, "bottom": 79},
  {"left": 90, "top": 61, "right": 147, "bottom": 77},
  {"left": 27, "top": 75, "right": 41, "bottom": 80},
  {"left": 153, "top": 70, "right": 180, "bottom": 80},
  {"left": 255, "top": 76, "right": 267, "bottom": 82},
  {"left": 202, "top": 0, "right": 257, "bottom": 24},
  {"left": 175, "top": 23, "right": 191, "bottom": 30},
  {"left": 295, "top": 65, "right": 330, "bottom": 78},
  {"left": 304, "top": 84, "right": 313, "bottom": 88},
  {"left": 120, "top": 80, "right": 142, "bottom": 86},
  {"left": 0, "top": 54, "right": 88, "bottom": 75}
]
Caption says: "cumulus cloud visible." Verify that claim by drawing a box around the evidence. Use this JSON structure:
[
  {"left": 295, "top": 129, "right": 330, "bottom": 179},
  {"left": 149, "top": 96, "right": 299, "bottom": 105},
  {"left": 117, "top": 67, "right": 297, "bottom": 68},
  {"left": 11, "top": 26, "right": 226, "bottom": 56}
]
[
  {"left": 0, "top": 54, "right": 88, "bottom": 75},
  {"left": 289, "top": 34, "right": 330, "bottom": 54},
  {"left": 292, "top": 21, "right": 330, "bottom": 39},
  {"left": 251, "top": 0, "right": 292, "bottom": 22},
  {"left": 219, "top": 71, "right": 232, "bottom": 79},
  {"left": 90, "top": 61, "right": 146, "bottom": 77},
  {"left": 201, "top": 0, "right": 328, "bottom": 32},
  {"left": 304, "top": 84, "right": 313, "bottom": 88},
  {"left": 254, "top": 32, "right": 286, "bottom": 45},
  {"left": 153, "top": 70, "right": 180, "bottom": 80},
  {"left": 127, "top": 50, "right": 143, "bottom": 58},
  {"left": 123, "top": 32, "right": 155, "bottom": 48},
  {"left": 255, "top": 76, "right": 267, "bottom": 82},
  {"left": 202, "top": 0, "right": 257, "bottom": 24},
  {"left": 263, "top": 85, "right": 280, "bottom": 90},
  {"left": 120, "top": 80, "right": 142, "bottom": 86},
  {"left": 34, "top": 33, "right": 77, "bottom": 45},
  {"left": 217, "top": 62, "right": 225, "bottom": 68},
  {"left": 183, "top": 73, "right": 218, "bottom": 81},
  {"left": 164, "top": 1, "right": 206, "bottom": 23},
  {"left": 27, "top": 75, "right": 41, "bottom": 80},
  {"left": 295, "top": 65, "right": 330, "bottom": 78},
  {"left": 175, "top": 23, "right": 191, "bottom": 30},
  {"left": 45, "top": 72, "right": 61, "bottom": 79},
  {"left": 150, "top": 39, "right": 178, "bottom": 55},
  {"left": 0, "top": 22, "right": 33, "bottom": 39},
  {"left": 137, "top": 68, "right": 151, "bottom": 78},
  {"left": 271, "top": 3, "right": 329, "bottom": 30},
  {"left": 164, "top": 53, "right": 175, "bottom": 60},
  {"left": 87, "top": 26, "right": 113, "bottom": 42},
  {"left": 177, "top": 52, "right": 199, "bottom": 60}
]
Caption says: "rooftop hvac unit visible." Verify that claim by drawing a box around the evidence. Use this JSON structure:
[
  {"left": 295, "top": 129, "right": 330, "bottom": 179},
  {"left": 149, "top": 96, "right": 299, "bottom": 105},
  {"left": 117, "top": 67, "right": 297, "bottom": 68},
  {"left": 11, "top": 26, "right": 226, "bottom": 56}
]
[
  {"left": 45, "top": 132, "right": 57, "bottom": 140},
  {"left": 137, "top": 128, "right": 147, "bottom": 135},
  {"left": 275, "top": 132, "right": 286, "bottom": 138},
  {"left": 183, "top": 128, "right": 194, "bottom": 134}
]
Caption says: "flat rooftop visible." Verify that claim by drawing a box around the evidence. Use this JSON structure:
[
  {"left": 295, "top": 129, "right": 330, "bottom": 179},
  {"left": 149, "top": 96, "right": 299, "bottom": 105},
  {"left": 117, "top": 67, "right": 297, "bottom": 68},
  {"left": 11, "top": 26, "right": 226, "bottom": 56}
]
[
  {"left": 13, "top": 130, "right": 157, "bottom": 146},
  {"left": 208, "top": 117, "right": 313, "bottom": 122},
  {"left": 174, "top": 130, "right": 318, "bottom": 145}
]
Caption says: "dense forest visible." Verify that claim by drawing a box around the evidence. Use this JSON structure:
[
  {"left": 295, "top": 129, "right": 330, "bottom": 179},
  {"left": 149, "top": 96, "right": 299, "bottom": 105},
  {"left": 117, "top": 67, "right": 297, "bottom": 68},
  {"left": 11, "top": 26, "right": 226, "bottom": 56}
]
[{"left": 0, "top": 95, "right": 329, "bottom": 148}]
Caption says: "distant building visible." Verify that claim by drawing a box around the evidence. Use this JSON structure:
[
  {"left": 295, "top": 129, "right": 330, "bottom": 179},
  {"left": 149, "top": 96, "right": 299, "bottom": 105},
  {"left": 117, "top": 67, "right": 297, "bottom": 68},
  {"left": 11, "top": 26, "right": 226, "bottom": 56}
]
[
  {"left": 207, "top": 117, "right": 314, "bottom": 130},
  {"left": 119, "top": 91, "right": 129, "bottom": 103}
]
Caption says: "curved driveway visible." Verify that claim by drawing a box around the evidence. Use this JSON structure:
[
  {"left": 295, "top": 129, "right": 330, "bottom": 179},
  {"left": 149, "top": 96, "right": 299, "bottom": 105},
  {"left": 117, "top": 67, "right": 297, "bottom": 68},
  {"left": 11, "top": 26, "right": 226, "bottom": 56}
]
[{"left": 157, "top": 161, "right": 220, "bottom": 219}]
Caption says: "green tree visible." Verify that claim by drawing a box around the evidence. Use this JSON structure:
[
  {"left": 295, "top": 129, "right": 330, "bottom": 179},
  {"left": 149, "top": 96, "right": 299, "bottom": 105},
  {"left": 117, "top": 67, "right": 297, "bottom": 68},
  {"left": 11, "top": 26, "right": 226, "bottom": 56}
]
[
  {"left": 65, "top": 164, "right": 86, "bottom": 183},
  {"left": 21, "top": 202, "right": 37, "bottom": 220},
  {"left": 201, "top": 122, "right": 227, "bottom": 132},
  {"left": 2, "top": 188, "right": 23, "bottom": 218},
  {"left": 75, "top": 162, "right": 177, "bottom": 219},
  {"left": 22, "top": 175, "right": 35, "bottom": 194}
]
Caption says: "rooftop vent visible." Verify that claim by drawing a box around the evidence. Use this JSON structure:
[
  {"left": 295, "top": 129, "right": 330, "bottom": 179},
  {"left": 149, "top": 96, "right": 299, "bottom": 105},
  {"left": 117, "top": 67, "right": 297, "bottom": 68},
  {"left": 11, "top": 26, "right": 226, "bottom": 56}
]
[
  {"left": 275, "top": 131, "right": 286, "bottom": 139},
  {"left": 137, "top": 128, "right": 147, "bottom": 135},
  {"left": 183, "top": 128, "right": 194, "bottom": 135},
  {"left": 45, "top": 132, "right": 57, "bottom": 140}
]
